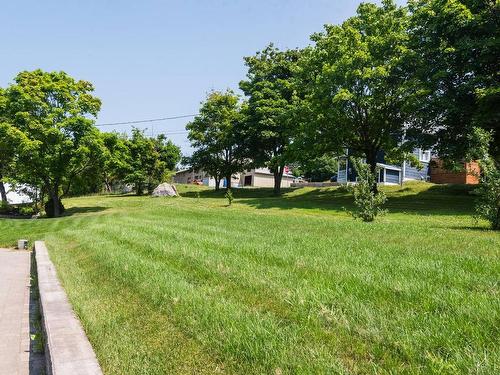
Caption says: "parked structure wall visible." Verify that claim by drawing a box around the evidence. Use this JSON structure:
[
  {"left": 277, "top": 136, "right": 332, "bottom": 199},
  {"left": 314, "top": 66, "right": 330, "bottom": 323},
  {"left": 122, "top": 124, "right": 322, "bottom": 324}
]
[
  {"left": 239, "top": 168, "right": 294, "bottom": 188},
  {"left": 175, "top": 168, "right": 294, "bottom": 188},
  {"left": 430, "top": 160, "right": 480, "bottom": 184}
]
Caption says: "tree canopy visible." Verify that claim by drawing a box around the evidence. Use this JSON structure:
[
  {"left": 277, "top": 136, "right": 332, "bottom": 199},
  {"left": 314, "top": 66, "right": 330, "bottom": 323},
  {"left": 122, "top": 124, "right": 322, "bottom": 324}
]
[
  {"left": 0, "top": 70, "right": 182, "bottom": 215},
  {"left": 408, "top": 0, "right": 500, "bottom": 165},
  {"left": 2, "top": 70, "right": 103, "bottom": 216},
  {"left": 186, "top": 90, "right": 245, "bottom": 190},
  {"left": 125, "top": 128, "right": 181, "bottom": 195},
  {"left": 298, "top": 0, "right": 413, "bottom": 191},
  {"left": 239, "top": 45, "right": 302, "bottom": 194}
]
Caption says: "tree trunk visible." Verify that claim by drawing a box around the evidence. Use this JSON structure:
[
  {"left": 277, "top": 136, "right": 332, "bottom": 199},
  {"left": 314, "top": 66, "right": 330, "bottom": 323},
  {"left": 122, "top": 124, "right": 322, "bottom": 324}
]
[
  {"left": 104, "top": 180, "right": 112, "bottom": 193},
  {"left": 273, "top": 167, "right": 284, "bottom": 195},
  {"left": 214, "top": 176, "right": 220, "bottom": 191},
  {"left": 225, "top": 174, "right": 232, "bottom": 190},
  {"left": 45, "top": 186, "right": 65, "bottom": 217},
  {"left": 135, "top": 182, "right": 143, "bottom": 195},
  {"left": 365, "top": 149, "right": 379, "bottom": 193},
  {"left": 494, "top": 206, "right": 500, "bottom": 231},
  {"left": 51, "top": 192, "right": 61, "bottom": 217},
  {"left": 0, "top": 180, "right": 7, "bottom": 204}
]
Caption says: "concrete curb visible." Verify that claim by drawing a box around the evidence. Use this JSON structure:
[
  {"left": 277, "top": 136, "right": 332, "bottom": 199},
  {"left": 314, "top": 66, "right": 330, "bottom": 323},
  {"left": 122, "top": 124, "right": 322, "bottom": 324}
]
[{"left": 35, "top": 241, "right": 102, "bottom": 375}]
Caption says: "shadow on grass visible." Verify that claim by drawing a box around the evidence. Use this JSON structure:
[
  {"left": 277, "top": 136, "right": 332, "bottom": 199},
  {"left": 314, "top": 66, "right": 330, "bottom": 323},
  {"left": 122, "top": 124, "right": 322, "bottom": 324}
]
[
  {"left": 100, "top": 193, "right": 138, "bottom": 198},
  {"left": 62, "top": 206, "right": 108, "bottom": 216},
  {"left": 181, "top": 184, "right": 476, "bottom": 216},
  {"left": 448, "top": 225, "right": 495, "bottom": 232}
]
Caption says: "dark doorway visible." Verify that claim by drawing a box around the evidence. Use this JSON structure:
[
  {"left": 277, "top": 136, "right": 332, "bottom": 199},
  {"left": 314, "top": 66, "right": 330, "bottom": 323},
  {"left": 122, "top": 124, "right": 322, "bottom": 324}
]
[{"left": 244, "top": 175, "right": 252, "bottom": 186}]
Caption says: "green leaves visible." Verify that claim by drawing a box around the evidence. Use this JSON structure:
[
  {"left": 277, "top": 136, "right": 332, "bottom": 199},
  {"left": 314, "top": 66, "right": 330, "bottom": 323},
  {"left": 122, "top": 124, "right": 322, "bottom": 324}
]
[
  {"left": 239, "top": 45, "right": 302, "bottom": 193},
  {"left": 0, "top": 70, "right": 105, "bottom": 215},
  {"left": 186, "top": 90, "right": 245, "bottom": 190},
  {"left": 300, "top": 0, "right": 411, "bottom": 168},
  {"left": 124, "top": 128, "right": 181, "bottom": 195},
  {"left": 407, "top": 0, "right": 500, "bottom": 163},
  {"left": 350, "top": 158, "right": 387, "bottom": 222}
]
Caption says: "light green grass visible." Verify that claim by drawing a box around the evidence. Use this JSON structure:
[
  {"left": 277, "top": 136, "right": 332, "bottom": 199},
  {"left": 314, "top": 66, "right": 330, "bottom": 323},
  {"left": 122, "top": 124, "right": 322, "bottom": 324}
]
[{"left": 1, "top": 183, "right": 499, "bottom": 374}]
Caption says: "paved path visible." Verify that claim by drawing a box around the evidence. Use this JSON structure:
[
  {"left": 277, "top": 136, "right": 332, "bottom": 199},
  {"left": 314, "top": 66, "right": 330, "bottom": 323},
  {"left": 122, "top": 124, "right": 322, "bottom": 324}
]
[{"left": 0, "top": 248, "right": 31, "bottom": 375}]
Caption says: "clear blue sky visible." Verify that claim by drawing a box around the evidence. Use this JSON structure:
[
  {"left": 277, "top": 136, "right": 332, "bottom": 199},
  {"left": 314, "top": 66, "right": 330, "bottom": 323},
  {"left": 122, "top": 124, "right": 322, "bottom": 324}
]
[{"left": 1, "top": 0, "right": 405, "bottom": 155}]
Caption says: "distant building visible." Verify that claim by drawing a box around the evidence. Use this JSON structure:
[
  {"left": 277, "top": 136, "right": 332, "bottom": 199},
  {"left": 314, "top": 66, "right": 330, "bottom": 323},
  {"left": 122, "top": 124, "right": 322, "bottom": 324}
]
[
  {"left": 174, "top": 167, "right": 294, "bottom": 188},
  {"left": 337, "top": 149, "right": 431, "bottom": 185},
  {"left": 337, "top": 149, "right": 480, "bottom": 185},
  {"left": 239, "top": 167, "right": 294, "bottom": 188},
  {"left": 429, "top": 160, "right": 480, "bottom": 184}
]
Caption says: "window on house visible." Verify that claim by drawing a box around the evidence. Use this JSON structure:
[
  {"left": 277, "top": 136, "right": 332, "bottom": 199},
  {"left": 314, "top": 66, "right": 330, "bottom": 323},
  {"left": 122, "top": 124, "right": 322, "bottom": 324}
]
[{"left": 419, "top": 149, "right": 431, "bottom": 163}]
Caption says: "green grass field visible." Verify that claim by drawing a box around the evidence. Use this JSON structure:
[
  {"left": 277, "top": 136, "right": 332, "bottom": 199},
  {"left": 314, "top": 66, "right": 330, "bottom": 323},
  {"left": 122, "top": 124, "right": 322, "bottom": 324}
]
[{"left": 1, "top": 183, "right": 499, "bottom": 374}]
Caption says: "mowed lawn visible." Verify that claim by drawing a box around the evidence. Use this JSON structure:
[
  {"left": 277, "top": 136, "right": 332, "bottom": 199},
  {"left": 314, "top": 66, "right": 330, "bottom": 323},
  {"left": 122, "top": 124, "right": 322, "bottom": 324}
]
[{"left": 1, "top": 183, "right": 499, "bottom": 374}]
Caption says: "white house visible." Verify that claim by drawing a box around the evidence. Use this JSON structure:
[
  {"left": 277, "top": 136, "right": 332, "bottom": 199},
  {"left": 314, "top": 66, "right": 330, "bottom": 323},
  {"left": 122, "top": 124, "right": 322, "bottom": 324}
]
[{"left": 2, "top": 183, "right": 33, "bottom": 204}]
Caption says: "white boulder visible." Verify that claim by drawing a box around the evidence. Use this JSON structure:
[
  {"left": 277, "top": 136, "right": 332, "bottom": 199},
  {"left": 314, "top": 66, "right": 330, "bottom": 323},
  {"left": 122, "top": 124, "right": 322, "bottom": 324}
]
[{"left": 151, "top": 183, "right": 178, "bottom": 197}]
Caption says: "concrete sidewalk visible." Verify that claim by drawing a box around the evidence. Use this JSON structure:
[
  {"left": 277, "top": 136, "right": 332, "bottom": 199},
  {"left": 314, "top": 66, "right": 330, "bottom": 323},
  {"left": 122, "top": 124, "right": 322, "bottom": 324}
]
[{"left": 0, "top": 248, "right": 31, "bottom": 375}]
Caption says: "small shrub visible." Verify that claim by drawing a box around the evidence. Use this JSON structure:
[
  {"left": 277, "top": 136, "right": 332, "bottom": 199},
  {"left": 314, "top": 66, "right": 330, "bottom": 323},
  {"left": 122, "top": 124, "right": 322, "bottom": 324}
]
[
  {"left": 350, "top": 158, "right": 387, "bottom": 222},
  {"left": 474, "top": 164, "right": 500, "bottom": 230},
  {"left": 468, "top": 127, "right": 500, "bottom": 230},
  {"left": 0, "top": 201, "right": 10, "bottom": 214},
  {"left": 225, "top": 189, "right": 234, "bottom": 206},
  {"left": 19, "top": 205, "right": 35, "bottom": 216}
]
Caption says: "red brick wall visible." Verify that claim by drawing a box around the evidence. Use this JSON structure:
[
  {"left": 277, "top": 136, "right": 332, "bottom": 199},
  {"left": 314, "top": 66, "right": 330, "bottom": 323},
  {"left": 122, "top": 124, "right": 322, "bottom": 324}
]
[{"left": 430, "top": 159, "right": 480, "bottom": 185}]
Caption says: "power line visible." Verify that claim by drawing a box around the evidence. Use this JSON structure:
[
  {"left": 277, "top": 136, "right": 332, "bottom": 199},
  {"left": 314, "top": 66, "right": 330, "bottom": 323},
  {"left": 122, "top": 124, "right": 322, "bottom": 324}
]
[
  {"left": 95, "top": 113, "right": 197, "bottom": 127},
  {"left": 151, "top": 130, "right": 189, "bottom": 136}
]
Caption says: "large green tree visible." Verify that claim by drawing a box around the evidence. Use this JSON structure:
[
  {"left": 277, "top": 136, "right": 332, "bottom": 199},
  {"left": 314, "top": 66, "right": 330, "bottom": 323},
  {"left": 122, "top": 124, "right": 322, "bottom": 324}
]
[
  {"left": 299, "top": 0, "right": 413, "bottom": 191},
  {"left": 186, "top": 90, "right": 245, "bottom": 190},
  {"left": 125, "top": 128, "right": 181, "bottom": 195},
  {"left": 100, "top": 132, "right": 131, "bottom": 192},
  {"left": 408, "top": 0, "right": 500, "bottom": 165},
  {"left": 2, "top": 70, "right": 103, "bottom": 217},
  {"left": 239, "top": 45, "right": 301, "bottom": 195}
]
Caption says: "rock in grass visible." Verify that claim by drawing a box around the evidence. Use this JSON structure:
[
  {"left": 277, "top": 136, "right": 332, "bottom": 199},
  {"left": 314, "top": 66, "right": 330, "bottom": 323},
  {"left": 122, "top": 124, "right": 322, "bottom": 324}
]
[{"left": 151, "top": 183, "right": 178, "bottom": 197}]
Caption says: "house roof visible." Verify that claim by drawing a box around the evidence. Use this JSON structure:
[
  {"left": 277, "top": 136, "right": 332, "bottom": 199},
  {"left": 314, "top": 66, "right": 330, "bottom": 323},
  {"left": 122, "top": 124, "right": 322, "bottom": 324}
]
[
  {"left": 251, "top": 167, "right": 294, "bottom": 178},
  {"left": 174, "top": 168, "right": 192, "bottom": 174},
  {"left": 377, "top": 163, "right": 401, "bottom": 171}
]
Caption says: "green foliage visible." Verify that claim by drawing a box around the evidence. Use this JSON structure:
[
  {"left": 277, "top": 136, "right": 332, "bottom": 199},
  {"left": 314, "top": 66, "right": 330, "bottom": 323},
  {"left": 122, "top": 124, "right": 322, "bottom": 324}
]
[
  {"left": 469, "top": 128, "right": 500, "bottom": 230},
  {"left": 125, "top": 128, "right": 181, "bottom": 195},
  {"left": 1, "top": 70, "right": 103, "bottom": 216},
  {"left": 1, "top": 71, "right": 182, "bottom": 205},
  {"left": 299, "top": 0, "right": 413, "bottom": 179},
  {"left": 299, "top": 154, "right": 338, "bottom": 182},
  {"left": 18, "top": 205, "right": 35, "bottom": 216},
  {"left": 350, "top": 158, "right": 387, "bottom": 222},
  {"left": 99, "top": 132, "right": 131, "bottom": 192},
  {"left": 0, "top": 200, "right": 9, "bottom": 214},
  {"left": 408, "top": 0, "right": 500, "bottom": 164},
  {"left": 0, "top": 115, "right": 30, "bottom": 202},
  {"left": 186, "top": 90, "right": 246, "bottom": 190},
  {"left": 239, "top": 45, "right": 302, "bottom": 194},
  {"left": 474, "top": 167, "right": 500, "bottom": 230},
  {"left": 225, "top": 188, "right": 234, "bottom": 206}
]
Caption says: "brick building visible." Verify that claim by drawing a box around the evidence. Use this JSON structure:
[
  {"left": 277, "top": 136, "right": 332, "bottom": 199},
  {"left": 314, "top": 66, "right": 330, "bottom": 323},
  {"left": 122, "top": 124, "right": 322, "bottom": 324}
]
[{"left": 429, "top": 159, "right": 480, "bottom": 184}]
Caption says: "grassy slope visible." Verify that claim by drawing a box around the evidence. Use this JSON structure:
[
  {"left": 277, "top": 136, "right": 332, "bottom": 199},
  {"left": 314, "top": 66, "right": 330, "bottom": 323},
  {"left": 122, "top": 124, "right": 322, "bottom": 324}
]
[{"left": 0, "top": 183, "right": 499, "bottom": 374}]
